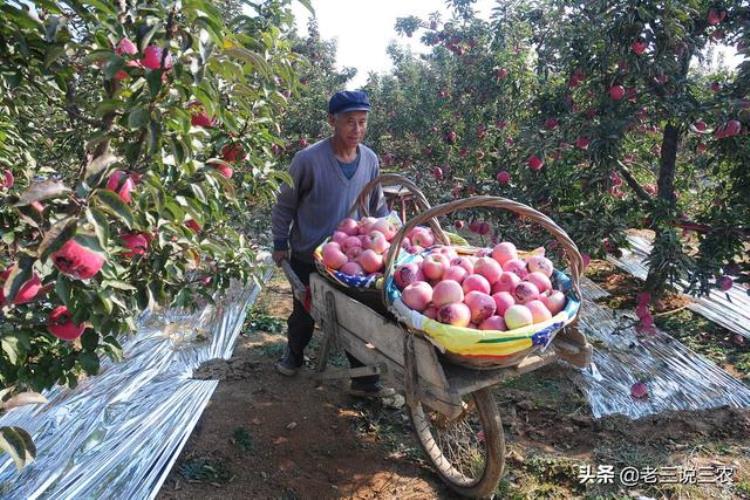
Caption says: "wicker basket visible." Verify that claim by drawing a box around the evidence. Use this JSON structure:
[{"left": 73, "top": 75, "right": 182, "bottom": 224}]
[
  {"left": 313, "top": 174, "right": 450, "bottom": 307},
  {"left": 382, "top": 196, "right": 584, "bottom": 370}
]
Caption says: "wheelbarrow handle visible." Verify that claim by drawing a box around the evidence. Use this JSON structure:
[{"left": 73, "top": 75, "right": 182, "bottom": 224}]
[{"left": 280, "top": 259, "right": 307, "bottom": 304}]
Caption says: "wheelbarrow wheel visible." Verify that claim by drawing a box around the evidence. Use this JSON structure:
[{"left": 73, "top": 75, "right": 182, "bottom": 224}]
[{"left": 409, "top": 388, "right": 504, "bottom": 499}]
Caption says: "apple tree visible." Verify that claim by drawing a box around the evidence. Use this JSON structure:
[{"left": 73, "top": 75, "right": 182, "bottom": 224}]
[{"left": 0, "top": 0, "right": 298, "bottom": 406}]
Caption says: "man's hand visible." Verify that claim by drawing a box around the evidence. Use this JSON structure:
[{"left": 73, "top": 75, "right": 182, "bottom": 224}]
[{"left": 272, "top": 249, "right": 288, "bottom": 267}]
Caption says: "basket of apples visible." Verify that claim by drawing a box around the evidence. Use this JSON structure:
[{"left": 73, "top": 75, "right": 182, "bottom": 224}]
[
  {"left": 313, "top": 175, "right": 451, "bottom": 312},
  {"left": 382, "top": 196, "right": 584, "bottom": 370}
]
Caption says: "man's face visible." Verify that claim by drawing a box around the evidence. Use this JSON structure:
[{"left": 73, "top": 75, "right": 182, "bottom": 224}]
[{"left": 329, "top": 110, "right": 368, "bottom": 148}]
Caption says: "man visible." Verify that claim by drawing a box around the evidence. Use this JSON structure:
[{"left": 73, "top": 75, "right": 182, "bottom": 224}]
[{"left": 271, "top": 90, "right": 393, "bottom": 397}]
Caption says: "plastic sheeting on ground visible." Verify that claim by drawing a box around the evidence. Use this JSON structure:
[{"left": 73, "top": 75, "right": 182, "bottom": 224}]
[
  {"left": 608, "top": 234, "right": 750, "bottom": 338},
  {"left": 571, "top": 277, "right": 750, "bottom": 419},
  {"left": 0, "top": 256, "right": 273, "bottom": 500}
]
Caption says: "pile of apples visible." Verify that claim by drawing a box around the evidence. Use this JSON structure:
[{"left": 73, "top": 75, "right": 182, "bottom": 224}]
[
  {"left": 394, "top": 242, "right": 567, "bottom": 331},
  {"left": 320, "top": 218, "right": 438, "bottom": 277}
]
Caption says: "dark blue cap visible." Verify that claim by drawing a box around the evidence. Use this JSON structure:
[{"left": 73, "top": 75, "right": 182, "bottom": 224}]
[{"left": 328, "top": 90, "right": 371, "bottom": 114}]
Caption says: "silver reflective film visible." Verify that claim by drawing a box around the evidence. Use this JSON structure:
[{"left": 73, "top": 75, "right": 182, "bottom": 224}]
[{"left": 0, "top": 256, "right": 273, "bottom": 499}]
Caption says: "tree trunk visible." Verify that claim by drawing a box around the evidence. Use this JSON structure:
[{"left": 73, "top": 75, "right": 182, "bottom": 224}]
[
  {"left": 644, "top": 39, "right": 694, "bottom": 293},
  {"left": 645, "top": 122, "right": 681, "bottom": 291}
]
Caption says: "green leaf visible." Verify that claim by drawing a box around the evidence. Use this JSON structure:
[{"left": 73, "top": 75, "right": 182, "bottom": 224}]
[
  {"left": 146, "top": 69, "right": 163, "bottom": 98},
  {"left": 81, "top": 329, "right": 99, "bottom": 351},
  {"left": 82, "top": 152, "right": 119, "bottom": 191},
  {"left": 224, "top": 47, "right": 271, "bottom": 77},
  {"left": 104, "top": 55, "right": 125, "bottom": 80},
  {"left": 95, "top": 189, "right": 134, "bottom": 228},
  {"left": 171, "top": 139, "right": 187, "bottom": 164},
  {"left": 138, "top": 24, "right": 160, "bottom": 52},
  {"left": 86, "top": 0, "right": 117, "bottom": 16},
  {"left": 38, "top": 217, "right": 78, "bottom": 261},
  {"left": 1, "top": 337, "right": 22, "bottom": 365},
  {"left": 86, "top": 207, "right": 110, "bottom": 249},
  {"left": 163, "top": 200, "right": 185, "bottom": 221},
  {"left": 2, "top": 254, "right": 35, "bottom": 305},
  {"left": 44, "top": 45, "right": 66, "bottom": 69},
  {"left": 190, "top": 184, "right": 207, "bottom": 204},
  {"left": 2, "top": 392, "right": 47, "bottom": 411},
  {"left": 55, "top": 276, "right": 70, "bottom": 306},
  {"left": 14, "top": 180, "right": 71, "bottom": 206},
  {"left": 147, "top": 119, "right": 160, "bottom": 155},
  {"left": 127, "top": 106, "right": 150, "bottom": 130},
  {"left": 78, "top": 352, "right": 100, "bottom": 376},
  {"left": 101, "top": 279, "right": 137, "bottom": 291},
  {"left": 195, "top": 16, "right": 225, "bottom": 44},
  {"left": 295, "top": 0, "right": 314, "bottom": 15},
  {"left": 96, "top": 290, "right": 113, "bottom": 315},
  {"left": 0, "top": 426, "right": 36, "bottom": 470}
]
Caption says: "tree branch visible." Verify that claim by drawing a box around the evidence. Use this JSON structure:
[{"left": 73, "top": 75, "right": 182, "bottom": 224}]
[{"left": 615, "top": 160, "right": 652, "bottom": 202}]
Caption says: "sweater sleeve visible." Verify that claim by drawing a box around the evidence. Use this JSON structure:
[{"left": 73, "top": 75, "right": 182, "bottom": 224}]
[
  {"left": 271, "top": 152, "right": 310, "bottom": 249},
  {"left": 369, "top": 158, "right": 389, "bottom": 218}
]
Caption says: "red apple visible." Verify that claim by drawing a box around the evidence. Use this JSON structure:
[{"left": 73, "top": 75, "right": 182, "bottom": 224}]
[
  {"left": 121, "top": 232, "right": 150, "bottom": 258},
  {"left": 221, "top": 143, "right": 245, "bottom": 163},
  {"left": 337, "top": 218, "right": 359, "bottom": 236},
  {"left": 707, "top": 8, "right": 726, "bottom": 26},
  {"left": 47, "top": 306, "right": 85, "bottom": 341},
  {"left": 142, "top": 45, "right": 173, "bottom": 70},
  {"left": 107, "top": 170, "right": 135, "bottom": 204},
  {"left": 52, "top": 239, "right": 106, "bottom": 280},
  {"left": 527, "top": 155, "right": 544, "bottom": 171},
  {"left": 464, "top": 291, "right": 497, "bottom": 324},
  {"left": 514, "top": 281, "right": 540, "bottom": 304},
  {"left": 340, "top": 261, "right": 364, "bottom": 276},
  {"left": 473, "top": 257, "right": 503, "bottom": 285},
  {"left": 496, "top": 170, "right": 511, "bottom": 185},
  {"left": 432, "top": 280, "right": 464, "bottom": 307},
  {"left": 504, "top": 304, "right": 533, "bottom": 330},
  {"left": 394, "top": 263, "right": 420, "bottom": 290},
  {"left": 491, "top": 291, "right": 515, "bottom": 315},
  {"left": 503, "top": 258, "right": 528, "bottom": 279},
  {"left": 0, "top": 266, "right": 42, "bottom": 306},
  {"left": 422, "top": 253, "right": 450, "bottom": 281},
  {"left": 609, "top": 85, "right": 625, "bottom": 101},
  {"left": 115, "top": 38, "right": 137, "bottom": 56},
  {"left": 185, "top": 219, "right": 202, "bottom": 233},
  {"left": 402, "top": 282, "right": 433, "bottom": 311},
  {"left": 0, "top": 169, "right": 13, "bottom": 189},
  {"left": 479, "top": 315, "right": 507, "bottom": 331},
  {"left": 365, "top": 231, "right": 390, "bottom": 254},
  {"left": 462, "top": 274, "right": 491, "bottom": 295},
  {"left": 540, "top": 290, "right": 566, "bottom": 315},
  {"left": 631, "top": 40, "right": 647, "bottom": 55},
  {"left": 437, "top": 302, "right": 471, "bottom": 327},
  {"left": 357, "top": 249, "right": 383, "bottom": 274}
]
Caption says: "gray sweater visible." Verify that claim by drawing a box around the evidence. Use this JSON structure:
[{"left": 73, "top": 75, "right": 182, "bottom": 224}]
[{"left": 271, "top": 138, "right": 388, "bottom": 263}]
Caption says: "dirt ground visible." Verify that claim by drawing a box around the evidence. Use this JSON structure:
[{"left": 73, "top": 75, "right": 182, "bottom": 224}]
[{"left": 158, "top": 268, "right": 750, "bottom": 499}]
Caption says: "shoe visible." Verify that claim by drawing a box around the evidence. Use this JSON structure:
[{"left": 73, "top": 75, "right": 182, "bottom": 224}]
[
  {"left": 348, "top": 381, "right": 397, "bottom": 398},
  {"left": 275, "top": 347, "right": 302, "bottom": 377}
]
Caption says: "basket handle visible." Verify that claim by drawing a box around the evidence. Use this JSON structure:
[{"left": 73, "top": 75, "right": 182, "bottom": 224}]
[
  {"left": 383, "top": 196, "right": 584, "bottom": 303},
  {"left": 347, "top": 173, "right": 450, "bottom": 245}
]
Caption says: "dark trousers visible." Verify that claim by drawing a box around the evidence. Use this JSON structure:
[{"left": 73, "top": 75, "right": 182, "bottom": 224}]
[{"left": 287, "top": 256, "right": 378, "bottom": 386}]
